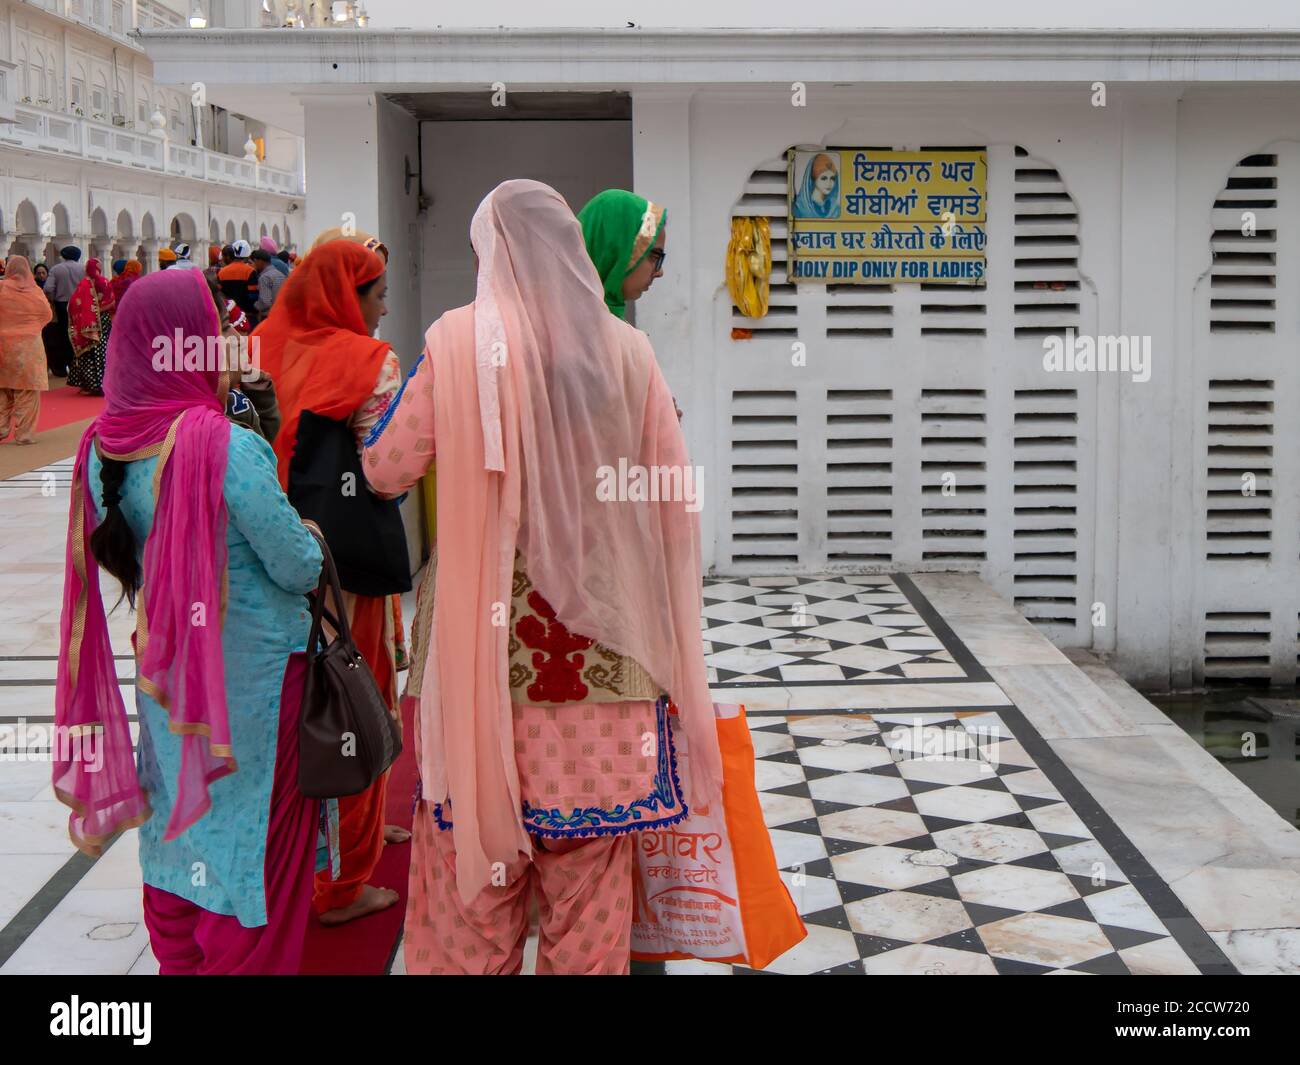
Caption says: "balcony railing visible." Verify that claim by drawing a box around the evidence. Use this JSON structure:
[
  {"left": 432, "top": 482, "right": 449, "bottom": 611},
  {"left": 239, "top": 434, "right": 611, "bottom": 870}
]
[
  {"left": 20, "top": 0, "right": 142, "bottom": 46},
  {"left": 0, "top": 103, "right": 304, "bottom": 196}
]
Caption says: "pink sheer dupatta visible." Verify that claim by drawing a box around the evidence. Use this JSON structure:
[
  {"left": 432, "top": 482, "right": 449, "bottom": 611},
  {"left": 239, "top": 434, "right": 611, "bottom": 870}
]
[
  {"left": 55, "top": 268, "right": 234, "bottom": 854},
  {"left": 423, "top": 179, "right": 722, "bottom": 903}
]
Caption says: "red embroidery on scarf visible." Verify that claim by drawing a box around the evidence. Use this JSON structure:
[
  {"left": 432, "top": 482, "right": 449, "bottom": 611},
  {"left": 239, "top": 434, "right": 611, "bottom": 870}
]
[{"left": 516, "top": 590, "right": 593, "bottom": 704}]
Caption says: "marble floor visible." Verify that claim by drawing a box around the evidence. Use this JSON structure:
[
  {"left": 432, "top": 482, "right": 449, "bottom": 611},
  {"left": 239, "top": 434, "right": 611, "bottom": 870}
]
[{"left": 2, "top": 458, "right": 1298, "bottom": 974}]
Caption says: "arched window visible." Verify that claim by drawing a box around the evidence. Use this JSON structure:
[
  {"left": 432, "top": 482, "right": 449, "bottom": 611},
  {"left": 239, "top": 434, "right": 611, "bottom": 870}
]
[
  {"left": 15, "top": 200, "right": 40, "bottom": 236},
  {"left": 71, "top": 63, "right": 86, "bottom": 111},
  {"left": 92, "top": 73, "right": 109, "bottom": 118},
  {"left": 50, "top": 203, "right": 71, "bottom": 238}
]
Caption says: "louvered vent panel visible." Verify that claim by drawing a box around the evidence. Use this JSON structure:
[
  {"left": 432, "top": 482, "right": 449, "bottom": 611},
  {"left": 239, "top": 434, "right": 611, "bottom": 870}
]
[
  {"left": 728, "top": 389, "right": 800, "bottom": 566},
  {"left": 1209, "top": 154, "right": 1278, "bottom": 334},
  {"left": 719, "top": 145, "right": 1092, "bottom": 644},
  {"left": 1012, "top": 146, "right": 1081, "bottom": 338},
  {"left": 1204, "top": 379, "right": 1273, "bottom": 562},
  {"left": 920, "top": 389, "right": 987, "bottom": 563},
  {"left": 1204, "top": 611, "right": 1272, "bottom": 684},
  {"left": 824, "top": 389, "right": 893, "bottom": 564},
  {"left": 827, "top": 283, "right": 894, "bottom": 339},
  {"left": 915, "top": 144, "right": 989, "bottom": 336},
  {"left": 730, "top": 162, "right": 798, "bottom": 337},
  {"left": 1013, "top": 389, "right": 1080, "bottom": 627}
]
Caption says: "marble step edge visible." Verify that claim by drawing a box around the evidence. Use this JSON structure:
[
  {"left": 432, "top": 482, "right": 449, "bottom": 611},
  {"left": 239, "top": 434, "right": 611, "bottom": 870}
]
[{"left": 1064, "top": 647, "right": 1300, "bottom": 857}]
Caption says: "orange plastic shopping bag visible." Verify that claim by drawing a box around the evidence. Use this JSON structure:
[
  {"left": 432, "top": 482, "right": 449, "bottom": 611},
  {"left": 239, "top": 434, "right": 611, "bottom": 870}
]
[{"left": 631, "top": 703, "right": 807, "bottom": 969}]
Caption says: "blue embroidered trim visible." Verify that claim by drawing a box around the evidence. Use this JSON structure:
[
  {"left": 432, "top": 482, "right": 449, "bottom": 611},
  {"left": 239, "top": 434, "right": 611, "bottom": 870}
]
[
  {"left": 227, "top": 389, "right": 252, "bottom": 415},
  {"left": 431, "top": 696, "right": 687, "bottom": 839},
  {"left": 362, "top": 351, "right": 424, "bottom": 450}
]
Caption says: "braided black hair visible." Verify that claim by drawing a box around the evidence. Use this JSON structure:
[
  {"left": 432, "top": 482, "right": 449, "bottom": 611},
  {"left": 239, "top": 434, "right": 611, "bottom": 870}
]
[{"left": 88, "top": 456, "right": 141, "bottom": 608}]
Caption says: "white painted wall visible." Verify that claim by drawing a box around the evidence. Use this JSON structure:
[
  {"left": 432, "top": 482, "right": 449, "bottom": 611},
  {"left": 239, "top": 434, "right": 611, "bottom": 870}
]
[
  {"left": 419, "top": 119, "right": 632, "bottom": 322},
  {"left": 361, "top": 0, "right": 1300, "bottom": 30},
  {"left": 616, "top": 82, "right": 1300, "bottom": 690}
]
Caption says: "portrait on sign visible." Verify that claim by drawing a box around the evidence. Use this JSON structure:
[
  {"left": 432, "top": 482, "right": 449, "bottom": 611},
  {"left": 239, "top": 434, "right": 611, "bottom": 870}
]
[
  {"left": 792, "top": 151, "right": 842, "bottom": 219},
  {"left": 787, "top": 148, "right": 988, "bottom": 284}
]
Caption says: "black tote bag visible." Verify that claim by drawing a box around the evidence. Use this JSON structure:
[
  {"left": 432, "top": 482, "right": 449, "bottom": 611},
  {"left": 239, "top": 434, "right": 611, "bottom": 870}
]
[
  {"left": 286, "top": 409, "right": 412, "bottom": 597},
  {"left": 298, "top": 527, "right": 402, "bottom": 799}
]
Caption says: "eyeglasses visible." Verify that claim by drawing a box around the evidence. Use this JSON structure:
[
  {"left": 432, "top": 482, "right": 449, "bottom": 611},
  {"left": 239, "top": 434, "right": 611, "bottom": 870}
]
[{"left": 647, "top": 248, "right": 666, "bottom": 271}]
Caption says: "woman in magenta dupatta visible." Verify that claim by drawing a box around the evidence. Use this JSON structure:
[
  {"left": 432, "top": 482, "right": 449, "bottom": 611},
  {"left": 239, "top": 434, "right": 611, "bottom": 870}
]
[{"left": 55, "top": 268, "right": 324, "bottom": 974}]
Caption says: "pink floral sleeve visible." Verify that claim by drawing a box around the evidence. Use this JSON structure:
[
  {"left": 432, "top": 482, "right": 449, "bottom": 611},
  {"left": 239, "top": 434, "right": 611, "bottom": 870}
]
[
  {"left": 362, "top": 351, "right": 435, "bottom": 497},
  {"left": 350, "top": 350, "right": 403, "bottom": 449}
]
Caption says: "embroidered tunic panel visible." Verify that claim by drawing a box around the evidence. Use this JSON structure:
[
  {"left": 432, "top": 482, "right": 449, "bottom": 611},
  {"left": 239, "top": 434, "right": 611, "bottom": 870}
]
[
  {"left": 425, "top": 695, "right": 686, "bottom": 840},
  {"left": 507, "top": 561, "right": 661, "bottom": 706}
]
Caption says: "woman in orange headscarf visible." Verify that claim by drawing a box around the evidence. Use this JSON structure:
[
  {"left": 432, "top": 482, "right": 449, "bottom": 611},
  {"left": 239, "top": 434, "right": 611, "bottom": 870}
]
[
  {"left": 252, "top": 239, "right": 410, "bottom": 926},
  {"left": 0, "top": 255, "right": 54, "bottom": 444},
  {"left": 267, "top": 225, "right": 411, "bottom": 667}
]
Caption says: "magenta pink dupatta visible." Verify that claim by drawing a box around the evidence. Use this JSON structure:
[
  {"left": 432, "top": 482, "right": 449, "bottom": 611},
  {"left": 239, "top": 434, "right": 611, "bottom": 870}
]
[
  {"left": 422, "top": 180, "right": 722, "bottom": 903},
  {"left": 55, "top": 268, "right": 234, "bottom": 855}
]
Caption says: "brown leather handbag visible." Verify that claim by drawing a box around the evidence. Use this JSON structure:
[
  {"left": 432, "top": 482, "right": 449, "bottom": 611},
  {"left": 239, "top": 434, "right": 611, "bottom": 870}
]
[{"left": 298, "top": 527, "right": 403, "bottom": 799}]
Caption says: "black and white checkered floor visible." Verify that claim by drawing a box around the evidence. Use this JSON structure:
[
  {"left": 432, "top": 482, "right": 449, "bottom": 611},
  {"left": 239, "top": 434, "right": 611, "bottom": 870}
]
[
  {"left": 704, "top": 575, "right": 966, "bottom": 685},
  {"left": 663, "top": 574, "right": 1236, "bottom": 975}
]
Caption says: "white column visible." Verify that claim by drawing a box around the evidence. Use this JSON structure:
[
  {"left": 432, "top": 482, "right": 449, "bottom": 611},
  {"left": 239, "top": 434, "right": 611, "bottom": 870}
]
[
  {"left": 129, "top": 54, "right": 138, "bottom": 130},
  {"left": 61, "top": 27, "right": 70, "bottom": 113},
  {"left": 1113, "top": 87, "right": 1181, "bottom": 688},
  {"left": 302, "top": 93, "right": 379, "bottom": 251},
  {"left": 631, "top": 89, "right": 714, "bottom": 567}
]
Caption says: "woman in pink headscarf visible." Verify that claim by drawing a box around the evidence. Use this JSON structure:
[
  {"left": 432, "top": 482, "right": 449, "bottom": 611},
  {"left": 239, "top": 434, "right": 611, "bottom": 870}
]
[
  {"left": 362, "top": 179, "right": 722, "bottom": 975},
  {"left": 56, "top": 268, "right": 324, "bottom": 974}
]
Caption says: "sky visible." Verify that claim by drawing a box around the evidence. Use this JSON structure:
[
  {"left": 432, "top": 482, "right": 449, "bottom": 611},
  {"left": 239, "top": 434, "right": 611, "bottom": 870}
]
[{"left": 357, "top": 0, "right": 1300, "bottom": 30}]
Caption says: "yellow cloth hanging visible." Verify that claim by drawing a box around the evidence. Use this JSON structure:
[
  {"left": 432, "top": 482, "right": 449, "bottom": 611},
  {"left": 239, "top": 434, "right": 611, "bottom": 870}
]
[{"left": 726, "top": 216, "right": 771, "bottom": 319}]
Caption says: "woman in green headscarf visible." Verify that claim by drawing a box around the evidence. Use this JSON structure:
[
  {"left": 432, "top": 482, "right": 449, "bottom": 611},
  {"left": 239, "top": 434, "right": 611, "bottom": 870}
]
[{"left": 577, "top": 189, "right": 667, "bottom": 319}]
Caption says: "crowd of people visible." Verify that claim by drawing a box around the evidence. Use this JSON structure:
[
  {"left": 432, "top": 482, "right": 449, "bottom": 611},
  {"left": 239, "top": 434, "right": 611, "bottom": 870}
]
[
  {"left": 45, "top": 182, "right": 760, "bottom": 976},
  {"left": 0, "top": 236, "right": 294, "bottom": 444}
]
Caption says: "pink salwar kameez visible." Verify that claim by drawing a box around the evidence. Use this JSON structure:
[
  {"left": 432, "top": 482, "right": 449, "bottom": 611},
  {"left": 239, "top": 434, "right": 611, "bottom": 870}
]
[{"left": 361, "top": 180, "right": 720, "bottom": 975}]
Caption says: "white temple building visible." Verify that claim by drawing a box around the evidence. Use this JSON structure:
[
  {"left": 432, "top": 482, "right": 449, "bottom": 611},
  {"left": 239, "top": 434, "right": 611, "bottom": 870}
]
[{"left": 0, "top": 0, "right": 303, "bottom": 270}]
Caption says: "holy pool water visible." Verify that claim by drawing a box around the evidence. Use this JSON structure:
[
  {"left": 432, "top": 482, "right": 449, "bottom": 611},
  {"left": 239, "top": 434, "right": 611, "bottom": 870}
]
[{"left": 1149, "top": 689, "right": 1300, "bottom": 829}]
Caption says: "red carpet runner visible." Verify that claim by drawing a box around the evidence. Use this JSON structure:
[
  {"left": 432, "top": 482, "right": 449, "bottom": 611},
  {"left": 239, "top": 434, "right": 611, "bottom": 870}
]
[
  {"left": 298, "top": 709, "right": 416, "bottom": 974},
  {"left": 34, "top": 385, "right": 105, "bottom": 433}
]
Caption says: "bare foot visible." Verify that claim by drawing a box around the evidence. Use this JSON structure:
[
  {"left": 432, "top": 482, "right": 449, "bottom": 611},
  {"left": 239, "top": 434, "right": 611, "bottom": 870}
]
[
  {"left": 384, "top": 824, "right": 411, "bottom": 844},
  {"left": 317, "top": 883, "right": 399, "bottom": 926},
  {"left": 15, "top": 437, "right": 36, "bottom": 446}
]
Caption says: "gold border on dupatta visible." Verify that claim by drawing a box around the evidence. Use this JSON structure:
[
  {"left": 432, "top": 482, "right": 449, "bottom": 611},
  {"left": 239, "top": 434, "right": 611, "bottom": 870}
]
[
  {"left": 129, "top": 411, "right": 236, "bottom": 765},
  {"left": 67, "top": 465, "right": 88, "bottom": 688},
  {"left": 626, "top": 201, "right": 665, "bottom": 274},
  {"left": 109, "top": 410, "right": 184, "bottom": 676},
  {"left": 55, "top": 788, "right": 154, "bottom": 858}
]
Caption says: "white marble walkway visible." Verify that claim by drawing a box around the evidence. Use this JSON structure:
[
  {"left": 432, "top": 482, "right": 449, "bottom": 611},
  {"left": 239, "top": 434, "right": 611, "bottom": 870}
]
[{"left": 2, "top": 457, "right": 1298, "bottom": 973}]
